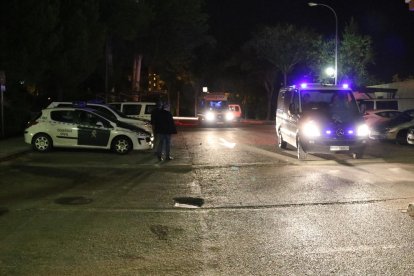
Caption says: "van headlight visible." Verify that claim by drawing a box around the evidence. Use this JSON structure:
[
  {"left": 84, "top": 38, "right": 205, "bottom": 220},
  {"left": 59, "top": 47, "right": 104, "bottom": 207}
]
[
  {"left": 205, "top": 111, "right": 215, "bottom": 121},
  {"left": 302, "top": 121, "right": 320, "bottom": 137},
  {"left": 225, "top": 112, "right": 234, "bottom": 121},
  {"left": 357, "top": 124, "right": 369, "bottom": 137}
]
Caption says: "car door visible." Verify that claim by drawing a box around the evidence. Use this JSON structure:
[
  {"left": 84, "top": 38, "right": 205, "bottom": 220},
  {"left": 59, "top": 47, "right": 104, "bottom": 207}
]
[
  {"left": 49, "top": 110, "right": 78, "bottom": 146},
  {"left": 75, "top": 110, "right": 112, "bottom": 147}
]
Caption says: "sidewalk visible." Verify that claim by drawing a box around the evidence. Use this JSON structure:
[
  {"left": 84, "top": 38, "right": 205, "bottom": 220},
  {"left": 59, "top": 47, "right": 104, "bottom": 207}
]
[{"left": 0, "top": 136, "right": 31, "bottom": 161}]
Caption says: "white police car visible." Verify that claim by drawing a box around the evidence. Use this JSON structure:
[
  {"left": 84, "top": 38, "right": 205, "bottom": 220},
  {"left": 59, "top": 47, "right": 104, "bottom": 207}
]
[
  {"left": 24, "top": 107, "right": 153, "bottom": 154},
  {"left": 47, "top": 101, "right": 153, "bottom": 134}
]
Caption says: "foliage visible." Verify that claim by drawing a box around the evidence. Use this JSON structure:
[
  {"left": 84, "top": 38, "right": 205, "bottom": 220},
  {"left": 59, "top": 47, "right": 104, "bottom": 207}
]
[
  {"left": 243, "top": 24, "right": 320, "bottom": 119},
  {"left": 312, "top": 19, "right": 375, "bottom": 86}
]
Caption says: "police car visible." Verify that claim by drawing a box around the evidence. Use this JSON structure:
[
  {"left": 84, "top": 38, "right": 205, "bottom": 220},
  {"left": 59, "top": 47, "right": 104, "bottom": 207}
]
[
  {"left": 24, "top": 107, "right": 153, "bottom": 154},
  {"left": 47, "top": 101, "right": 153, "bottom": 134}
]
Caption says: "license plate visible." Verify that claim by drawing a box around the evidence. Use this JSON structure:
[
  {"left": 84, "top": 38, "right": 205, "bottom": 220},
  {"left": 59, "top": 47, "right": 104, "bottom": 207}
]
[{"left": 330, "top": 146, "right": 349, "bottom": 151}]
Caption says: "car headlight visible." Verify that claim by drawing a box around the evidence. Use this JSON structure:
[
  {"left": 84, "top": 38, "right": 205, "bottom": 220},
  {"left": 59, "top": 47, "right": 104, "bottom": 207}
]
[
  {"left": 357, "top": 124, "right": 369, "bottom": 137},
  {"left": 225, "top": 112, "right": 234, "bottom": 121},
  {"left": 205, "top": 111, "right": 215, "bottom": 121},
  {"left": 302, "top": 121, "right": 320, "bottom": 137}
]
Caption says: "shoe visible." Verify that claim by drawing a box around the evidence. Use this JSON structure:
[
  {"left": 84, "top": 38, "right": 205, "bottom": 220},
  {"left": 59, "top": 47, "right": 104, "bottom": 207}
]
[
  {"left": 167, "top": 156, "right": 174, "bottom": 160},
  {"left": 157, "top": 155, "right": 164, "bottom": 161}
]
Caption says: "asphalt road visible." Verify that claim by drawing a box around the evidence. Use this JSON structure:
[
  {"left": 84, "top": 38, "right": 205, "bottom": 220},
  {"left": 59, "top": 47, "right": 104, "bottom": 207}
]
[{"left": 1, "top": 125, "right": 414, "bottom": 275}]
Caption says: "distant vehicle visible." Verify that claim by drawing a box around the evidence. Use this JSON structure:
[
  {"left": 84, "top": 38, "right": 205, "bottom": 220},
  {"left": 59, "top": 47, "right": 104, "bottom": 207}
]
[
  {"left": 228, "top": 104, "right": 242, "bottom": 121},
  {"left": 108, "top": 102, "right": 157, "bottom": 121},
  {"left": 358, "top": 98, "right": 414, "bottom": 112},
  {"left": 358, "top": 99, "right": 399, "bottom": 112},
  {"left": 276, "top": 83, "right": 369, "bottom": 160},
  {"left": 24, "top": 107, "right": 153, "bottom": 154},
  {"left": 363, "top": 109, "right": 402, "bottom": 127},
  {"left": 47, "top": 101, "right": 153, "bottom": 134},
  {"left": 197, "top": 92, "right": 238, "bottom": 125},
  {"left": 369, "top": 110, "right": 414, "bottom": 144}
]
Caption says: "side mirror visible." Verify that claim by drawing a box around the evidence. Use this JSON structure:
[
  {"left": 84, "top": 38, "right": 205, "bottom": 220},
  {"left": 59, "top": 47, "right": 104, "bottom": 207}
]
[
  {"left": 360, "top": 103, "right": 366, "bottom": 114},
  {"left": 96, "top": 121, "right": 104, "bottom": 128}
]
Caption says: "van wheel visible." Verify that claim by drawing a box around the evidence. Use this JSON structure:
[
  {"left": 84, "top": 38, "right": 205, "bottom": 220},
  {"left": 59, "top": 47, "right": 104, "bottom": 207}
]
[
  {"left": 352, "top": 151, "right": 363, "bottom": 159},
  {"left": 32, "top": 134, "right": 52, "bottom": 152},
  {"left": 297, "top": 139, "right": 307, "bottom": 160},
  {"left": 278, "top": 131, "right": 287, "bottom": 149},
  {"left": 112, "top": 136, "right": 132, "bottom": 154}
]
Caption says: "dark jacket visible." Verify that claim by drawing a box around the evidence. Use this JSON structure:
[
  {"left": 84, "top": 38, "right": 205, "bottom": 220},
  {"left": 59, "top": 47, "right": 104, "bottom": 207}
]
[{"left": 152, "top": 109, "right": 177, "bottom": 134}]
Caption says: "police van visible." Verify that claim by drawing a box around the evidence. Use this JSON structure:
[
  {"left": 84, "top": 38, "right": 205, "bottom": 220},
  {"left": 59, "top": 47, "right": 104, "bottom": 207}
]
[{"left": 276, "top": 83, "right": 369, "bottom": 160}]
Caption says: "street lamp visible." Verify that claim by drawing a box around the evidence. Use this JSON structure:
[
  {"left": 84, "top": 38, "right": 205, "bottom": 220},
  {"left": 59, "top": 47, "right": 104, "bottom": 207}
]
[{"left": 308, "top": 2, "right": 338, "bottom": 85}]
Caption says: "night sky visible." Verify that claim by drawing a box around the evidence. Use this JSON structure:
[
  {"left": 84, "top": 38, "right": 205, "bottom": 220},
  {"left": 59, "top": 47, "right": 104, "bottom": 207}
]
[{"left": 205, "top": 0, "right": 414, "bottom": 82}]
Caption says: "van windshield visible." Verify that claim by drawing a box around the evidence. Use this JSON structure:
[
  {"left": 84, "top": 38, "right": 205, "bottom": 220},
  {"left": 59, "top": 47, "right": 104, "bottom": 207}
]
[
  {"left": 204, "top": 100, "right": 228, "bottom": 111},
  {"left": 301, "top": 90, "right": 360, "bottom": 123}
]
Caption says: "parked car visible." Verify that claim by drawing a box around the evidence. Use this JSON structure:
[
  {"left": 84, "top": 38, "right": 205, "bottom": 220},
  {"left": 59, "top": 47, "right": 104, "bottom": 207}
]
[
  {"left": 363, "top": 109, "right": 401, "bottom": 126},
  {"left": 47, "top": 101, "right": 153, "bottom": 134},
  {"left": 108, "top": 102, "right": 157, "bottom": 121},
  {"left": 369, "top": 111, "right": 414, "bottom": 144},
  {"left": 24, "top": 107, "right": 153, "bottom": 154}
]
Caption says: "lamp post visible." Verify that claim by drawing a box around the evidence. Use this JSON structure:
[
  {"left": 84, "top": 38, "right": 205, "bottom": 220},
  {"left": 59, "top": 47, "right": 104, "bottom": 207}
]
[{"left": 308, "top": 2, "right": 338, "bottom": 85}]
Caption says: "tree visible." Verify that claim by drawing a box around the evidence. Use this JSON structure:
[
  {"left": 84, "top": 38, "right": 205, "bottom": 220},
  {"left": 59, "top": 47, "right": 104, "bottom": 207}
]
[
  {"left": 339, "top": 19, "right": 375, "bottom": 86},
  {"left": 312, "top": 19, "right": 375, "bottom": 86},
  {"left": 47, "top": 0, "right": 106, "bottom": 100},
  {"left": 245, "top": 24, "right": 320, "bottom": 120}
]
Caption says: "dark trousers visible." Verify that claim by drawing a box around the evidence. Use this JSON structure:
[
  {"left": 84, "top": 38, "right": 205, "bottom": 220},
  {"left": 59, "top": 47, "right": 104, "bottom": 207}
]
[{"left": 156, "top": 134, "right": 171, "bottom": 157}]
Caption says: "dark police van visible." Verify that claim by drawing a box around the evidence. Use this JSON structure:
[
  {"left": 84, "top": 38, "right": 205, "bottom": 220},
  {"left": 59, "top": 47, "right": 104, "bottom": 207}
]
[{"left": 276, "top": 83, "right": 369, "bottom": 160}]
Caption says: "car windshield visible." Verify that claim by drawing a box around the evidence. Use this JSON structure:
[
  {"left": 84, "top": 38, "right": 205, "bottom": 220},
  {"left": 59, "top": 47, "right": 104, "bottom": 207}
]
[
  {"left": 90, "top": 109, "right": 116, "bottom": 122},
  {"left": 100, "top": 104, "right": 128, "bottom": 118},
  {"left": 301, "top": 89, "right": 360, "bottom": 123},
  {"left": 389, "top": 113, "right": 413, "bottom": 125}
]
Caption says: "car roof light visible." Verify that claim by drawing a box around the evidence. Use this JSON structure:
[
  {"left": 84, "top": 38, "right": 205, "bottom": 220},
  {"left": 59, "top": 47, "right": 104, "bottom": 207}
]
[
  {"left": 300, "top": 83, "right": 308, "bottom": 88},
  {"left": 342, "top": 83, "right": 349, "bottom": 89}
]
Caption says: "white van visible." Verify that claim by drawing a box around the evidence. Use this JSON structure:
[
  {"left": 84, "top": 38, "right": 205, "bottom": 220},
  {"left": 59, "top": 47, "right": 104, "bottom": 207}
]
[{"left": 108, "top": 102, "right": 157, "bottom": 121}]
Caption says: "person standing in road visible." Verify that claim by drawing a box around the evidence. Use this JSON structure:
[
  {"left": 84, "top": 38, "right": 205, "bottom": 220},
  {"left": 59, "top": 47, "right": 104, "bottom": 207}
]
[
  {"left": 150, "top": 101, "right": 162, "bottom": 154},
  {"left": 152, "top": 103, "right": 177, "bottom": 161}
]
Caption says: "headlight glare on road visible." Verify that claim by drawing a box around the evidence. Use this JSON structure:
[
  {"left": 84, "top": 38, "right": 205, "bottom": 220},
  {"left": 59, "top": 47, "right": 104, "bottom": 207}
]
[
  {"left": 302, "top": 121, "right": 320, "bottom": 137},
  {"left": 205, "top": 111, "right": 215, "bottom": 121},
  {"left": 357, "top": 124, "right": 369, "bottom": 136}
]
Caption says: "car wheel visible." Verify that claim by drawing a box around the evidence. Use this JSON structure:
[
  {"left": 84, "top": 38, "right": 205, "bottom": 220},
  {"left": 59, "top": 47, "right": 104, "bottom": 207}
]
[
  {"left": 396, "top": 129, "right": 408, "bottom": 145},
  {"left": 407, "top": 132, "right": 414, "bottom": 145},
  {"left": 111, "top": 136, "right": 132, "bottom": 154},
  {"left": 278, "top": 130, "right": 287, "bottom": 149},
  {"left": 32, "top": 133, "right": 52, "bottom": 152},
  {"left": 297, "top": 138, "right": 307, "bottom": 160}
]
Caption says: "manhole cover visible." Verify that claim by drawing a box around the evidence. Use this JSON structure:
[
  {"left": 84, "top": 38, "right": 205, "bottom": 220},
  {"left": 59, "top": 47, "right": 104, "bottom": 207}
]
[
  {"left": 55, "top": 196, "right": 93, "bottom": 205},
  {"left": 0, "top": 207, "right": 9, "bottom": 216},
  {"left": 173, "top": 197, "right": 204, "bottom": 208}
]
